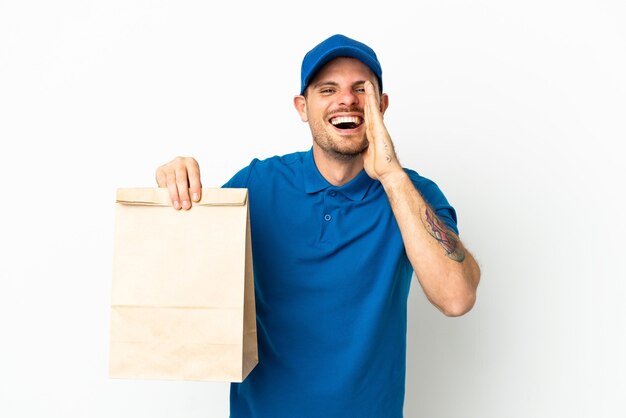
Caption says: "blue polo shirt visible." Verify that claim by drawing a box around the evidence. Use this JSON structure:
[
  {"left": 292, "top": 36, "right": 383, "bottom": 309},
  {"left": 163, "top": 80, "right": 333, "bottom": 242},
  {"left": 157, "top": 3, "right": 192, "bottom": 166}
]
[{"left": 223, "top": 148, "right": 457, "bottom": 418}]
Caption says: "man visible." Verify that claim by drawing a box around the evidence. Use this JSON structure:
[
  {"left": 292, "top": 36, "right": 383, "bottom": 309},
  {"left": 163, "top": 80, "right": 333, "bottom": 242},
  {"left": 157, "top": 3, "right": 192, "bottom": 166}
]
[{"left": 156, "top": 34, "right": 480, "bottom": 418}]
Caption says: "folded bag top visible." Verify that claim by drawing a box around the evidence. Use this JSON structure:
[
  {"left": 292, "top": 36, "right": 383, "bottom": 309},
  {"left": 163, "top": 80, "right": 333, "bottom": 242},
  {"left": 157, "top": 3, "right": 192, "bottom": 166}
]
[{"left": 115, "top": 187, "right": 248, "bottom": 206}]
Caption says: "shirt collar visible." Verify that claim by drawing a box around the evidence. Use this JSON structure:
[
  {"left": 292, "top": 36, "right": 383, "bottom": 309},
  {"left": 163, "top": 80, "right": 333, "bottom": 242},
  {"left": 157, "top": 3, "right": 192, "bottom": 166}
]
[{"left": 303, "top": 147, "right": 375, "bottom": 201}]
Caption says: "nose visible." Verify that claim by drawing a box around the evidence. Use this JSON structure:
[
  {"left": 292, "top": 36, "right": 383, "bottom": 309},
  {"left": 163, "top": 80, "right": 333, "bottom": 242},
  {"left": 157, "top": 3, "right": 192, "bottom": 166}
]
[{"left": 337, "top": 89, "right": 359, "bottom": 107}]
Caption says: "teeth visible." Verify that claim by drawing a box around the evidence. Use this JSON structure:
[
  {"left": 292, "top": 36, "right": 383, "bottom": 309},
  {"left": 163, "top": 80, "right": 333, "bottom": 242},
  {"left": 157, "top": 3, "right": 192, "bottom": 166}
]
[{"left": 331, "top": 116, "right": 362, "bottom": 125}]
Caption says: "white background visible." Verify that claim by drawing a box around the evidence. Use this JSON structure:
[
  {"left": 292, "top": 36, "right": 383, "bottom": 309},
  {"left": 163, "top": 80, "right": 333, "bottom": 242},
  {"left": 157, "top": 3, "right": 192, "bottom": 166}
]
[{"left": 1, "top": 1, "right": 625, "bottom": 417}]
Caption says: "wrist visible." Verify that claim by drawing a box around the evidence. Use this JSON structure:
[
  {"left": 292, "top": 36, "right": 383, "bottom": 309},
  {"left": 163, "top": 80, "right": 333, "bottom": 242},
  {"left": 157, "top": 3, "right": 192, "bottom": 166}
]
[{"left": 378, "top": 168, "right": 409, "bottom": 189}]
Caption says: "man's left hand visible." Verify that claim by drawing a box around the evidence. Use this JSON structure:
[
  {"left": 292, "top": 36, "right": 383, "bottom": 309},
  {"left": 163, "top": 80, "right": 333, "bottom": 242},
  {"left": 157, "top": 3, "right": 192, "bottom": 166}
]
[{"left": 361, "top": 81, "right": 404, "bottom": 181}]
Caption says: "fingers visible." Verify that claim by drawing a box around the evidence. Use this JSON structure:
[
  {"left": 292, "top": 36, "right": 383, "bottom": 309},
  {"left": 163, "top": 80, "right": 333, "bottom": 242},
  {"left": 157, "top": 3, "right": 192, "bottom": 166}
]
[
  {"left": 187, "top": 161, "right": 202, "bottom": 204},
  {"left": 155, "top": 156, "right": 202, "bottom": 210},
  {"left": 364, "top": 81, "right": 380, "bottom": 125},
  {"left": 364, "top": 81, "right": 385, "bottom": 141},
  {"left": 175, "top": 164, "right": 192, "bottom": 209}
]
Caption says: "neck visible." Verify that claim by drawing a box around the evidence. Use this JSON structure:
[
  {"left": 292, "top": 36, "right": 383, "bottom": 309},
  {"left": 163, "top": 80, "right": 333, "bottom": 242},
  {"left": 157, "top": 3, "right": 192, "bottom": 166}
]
[{"left": 312, "top": 145, "right": 364, "bottom": 186}]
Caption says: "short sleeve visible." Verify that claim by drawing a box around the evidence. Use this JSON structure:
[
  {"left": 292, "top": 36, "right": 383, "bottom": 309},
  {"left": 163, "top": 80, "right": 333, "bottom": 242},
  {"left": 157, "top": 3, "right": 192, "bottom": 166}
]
[{"left": 405, "top": 169, "right": 459, "bottom": 235}]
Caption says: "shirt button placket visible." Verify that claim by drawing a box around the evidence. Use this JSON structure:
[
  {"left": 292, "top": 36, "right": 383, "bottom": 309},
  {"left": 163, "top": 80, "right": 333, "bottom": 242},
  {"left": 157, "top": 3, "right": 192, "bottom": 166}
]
[
  {"left": 319, "top": 189, "right": 337, "bottom": 242},
  {"left": 324, "top": 189, "right": 336, "bottom": 222}
]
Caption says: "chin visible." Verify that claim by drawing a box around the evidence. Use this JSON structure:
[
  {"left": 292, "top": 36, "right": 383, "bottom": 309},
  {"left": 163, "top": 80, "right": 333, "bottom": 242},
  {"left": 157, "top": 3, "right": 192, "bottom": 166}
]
[
  {"left": 329, "top": 142, "right": 368, "bottom": 160},
  {"left": 313, "top": 130, "right": 368, "bottom": 158}
]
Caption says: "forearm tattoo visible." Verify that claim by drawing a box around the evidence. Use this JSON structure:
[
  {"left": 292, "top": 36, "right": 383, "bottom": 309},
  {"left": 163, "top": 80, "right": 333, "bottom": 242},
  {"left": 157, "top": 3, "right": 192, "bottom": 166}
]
[{"left": 423, "top": 207, "right": 466, "bottom": 262}]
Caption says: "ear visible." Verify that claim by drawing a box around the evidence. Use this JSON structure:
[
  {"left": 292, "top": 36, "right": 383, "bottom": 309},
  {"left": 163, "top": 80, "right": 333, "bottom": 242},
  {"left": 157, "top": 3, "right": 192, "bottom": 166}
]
[
  {"left": 379, "top": 93, "right": 389, "bottom": 115},
  {"left": 293, "top": 95, "right": 308, "bottom": 122}
]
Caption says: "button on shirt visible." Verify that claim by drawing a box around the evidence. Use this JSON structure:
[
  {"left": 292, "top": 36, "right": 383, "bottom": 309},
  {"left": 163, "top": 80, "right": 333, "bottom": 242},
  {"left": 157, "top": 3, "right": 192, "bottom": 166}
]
[{"left": 223, "top": 148, "right": 458, "bottom": 418}]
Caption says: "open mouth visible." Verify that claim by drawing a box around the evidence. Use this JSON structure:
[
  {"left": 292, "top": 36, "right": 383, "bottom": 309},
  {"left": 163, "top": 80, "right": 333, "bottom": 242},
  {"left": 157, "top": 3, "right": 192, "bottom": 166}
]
[{"left": 330, "top": 116, "right": 363, "bottom": 130}]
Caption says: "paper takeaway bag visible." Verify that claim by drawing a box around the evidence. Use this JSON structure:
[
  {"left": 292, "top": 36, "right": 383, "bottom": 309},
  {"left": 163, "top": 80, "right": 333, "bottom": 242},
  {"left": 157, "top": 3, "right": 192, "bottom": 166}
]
[{"left": 109, "top": 187, "right": 257, "bottom": 382}]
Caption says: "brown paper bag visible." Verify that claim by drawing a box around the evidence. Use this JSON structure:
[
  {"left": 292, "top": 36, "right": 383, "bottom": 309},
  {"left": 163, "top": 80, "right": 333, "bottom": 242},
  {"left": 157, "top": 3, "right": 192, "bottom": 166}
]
[{"left": 109, "top": 187, "right": 257, "bottom": 382}]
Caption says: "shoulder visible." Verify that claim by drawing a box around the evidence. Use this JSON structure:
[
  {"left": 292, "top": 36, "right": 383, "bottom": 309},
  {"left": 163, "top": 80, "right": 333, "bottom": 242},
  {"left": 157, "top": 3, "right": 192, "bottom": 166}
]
[
  {"left": 252, "top": 150, "right": 305, "bottom": 170},
  {"left": 222, "top": 150, "right": 307, "bottom": 188}
]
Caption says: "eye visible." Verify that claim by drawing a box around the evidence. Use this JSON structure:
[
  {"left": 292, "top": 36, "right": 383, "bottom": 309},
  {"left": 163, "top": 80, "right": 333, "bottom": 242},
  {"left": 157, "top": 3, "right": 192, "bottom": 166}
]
[
  {"left": 354, "top": 83, "right": 366, "bottom": 93},
  {"left": 320, "top": 87, "right": 335, "bottom": 94}
]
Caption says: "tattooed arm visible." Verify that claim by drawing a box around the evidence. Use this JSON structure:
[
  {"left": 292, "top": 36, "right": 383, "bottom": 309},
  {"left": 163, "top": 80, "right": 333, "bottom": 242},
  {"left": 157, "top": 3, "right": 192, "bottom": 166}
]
[
  {"left": 361, "top": 81, "right": 480, "bottom": 316},
  {"left": 423, "top": 207, "right": 466, "bottom": 262},
  {"left": 383, "top": 173, "right": 480, "bottom": 316}
]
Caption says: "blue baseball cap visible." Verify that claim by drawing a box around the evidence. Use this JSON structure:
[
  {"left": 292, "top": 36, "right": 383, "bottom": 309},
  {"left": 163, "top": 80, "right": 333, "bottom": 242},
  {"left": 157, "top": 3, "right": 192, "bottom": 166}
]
[{"left": 300, "top": 34, "right": 383, "bottom": 95}]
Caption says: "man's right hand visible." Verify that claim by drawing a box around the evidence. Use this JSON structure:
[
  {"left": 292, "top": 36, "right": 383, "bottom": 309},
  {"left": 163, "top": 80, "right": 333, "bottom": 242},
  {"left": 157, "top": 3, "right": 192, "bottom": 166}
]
[{"left": 155, "top": 156, "right": 202, "bottom": 210}]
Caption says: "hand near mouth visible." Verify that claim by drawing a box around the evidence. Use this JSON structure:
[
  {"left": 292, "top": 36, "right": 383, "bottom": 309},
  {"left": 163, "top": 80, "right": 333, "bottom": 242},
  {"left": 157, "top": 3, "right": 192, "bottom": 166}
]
[{"left": 361, "top": 81, "right": 403, "bottom": 182}]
